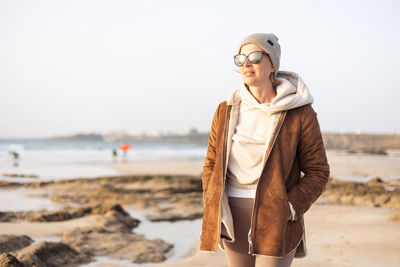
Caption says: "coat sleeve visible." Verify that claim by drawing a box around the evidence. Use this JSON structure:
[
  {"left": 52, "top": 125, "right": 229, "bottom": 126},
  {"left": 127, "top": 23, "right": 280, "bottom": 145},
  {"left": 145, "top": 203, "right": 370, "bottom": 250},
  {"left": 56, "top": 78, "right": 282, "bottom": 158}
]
[
  {"left": 202, "top": 103, "right": 223, "bottom": 201},
  {"left": 287, "top": 105, "right": 330, "bottom": 217}
]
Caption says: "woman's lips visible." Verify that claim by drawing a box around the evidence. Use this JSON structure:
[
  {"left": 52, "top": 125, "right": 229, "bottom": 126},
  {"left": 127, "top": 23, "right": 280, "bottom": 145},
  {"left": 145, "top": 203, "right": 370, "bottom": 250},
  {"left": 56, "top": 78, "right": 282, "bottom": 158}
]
[{"left": 243, "top": 70, "right": 255, "bottom": 77}]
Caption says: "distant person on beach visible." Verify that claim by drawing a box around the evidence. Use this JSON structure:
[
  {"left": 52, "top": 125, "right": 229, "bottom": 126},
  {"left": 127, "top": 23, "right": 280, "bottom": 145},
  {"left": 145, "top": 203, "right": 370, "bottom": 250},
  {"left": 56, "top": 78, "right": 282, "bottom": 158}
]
[
  {"left": 9, "top": 151, "right": 19, "bottom": 167},
  {"left": 200, "top": 33, "right": 330, "bottom": 267},
  {"left": 112, "top": 148, "right": 118, "bottom": 162},
  {"left": 120, "top": 143, "right": 131, "bottom": 162}
]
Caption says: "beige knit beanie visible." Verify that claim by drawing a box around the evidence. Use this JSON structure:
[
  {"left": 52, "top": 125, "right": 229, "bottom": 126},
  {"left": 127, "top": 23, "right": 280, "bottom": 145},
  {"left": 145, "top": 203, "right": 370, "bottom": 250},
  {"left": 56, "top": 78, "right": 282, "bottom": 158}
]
[{"left": 238, "top": 33, "right": 281, "bottom": 77}]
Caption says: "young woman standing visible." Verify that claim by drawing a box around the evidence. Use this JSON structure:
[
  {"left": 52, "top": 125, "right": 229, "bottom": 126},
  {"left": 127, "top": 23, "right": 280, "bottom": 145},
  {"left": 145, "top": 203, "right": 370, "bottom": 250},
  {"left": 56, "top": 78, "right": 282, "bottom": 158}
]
[{"left": 200, "top": 33, "right": 330, "bottom": 267}]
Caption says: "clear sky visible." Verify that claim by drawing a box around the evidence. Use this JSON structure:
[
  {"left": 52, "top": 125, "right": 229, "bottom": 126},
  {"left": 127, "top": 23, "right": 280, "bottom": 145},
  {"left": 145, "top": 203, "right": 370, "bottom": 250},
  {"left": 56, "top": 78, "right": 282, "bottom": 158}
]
[{"left": 1, "top": 0, "right": 399, "bottom": 138}]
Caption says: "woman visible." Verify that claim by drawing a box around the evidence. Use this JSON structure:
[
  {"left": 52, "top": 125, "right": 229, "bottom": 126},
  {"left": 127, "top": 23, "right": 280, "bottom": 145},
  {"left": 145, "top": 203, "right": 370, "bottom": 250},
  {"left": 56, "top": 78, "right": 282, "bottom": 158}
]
[{"left": 200, "top": 33, "right": 330, "bottom": 267}]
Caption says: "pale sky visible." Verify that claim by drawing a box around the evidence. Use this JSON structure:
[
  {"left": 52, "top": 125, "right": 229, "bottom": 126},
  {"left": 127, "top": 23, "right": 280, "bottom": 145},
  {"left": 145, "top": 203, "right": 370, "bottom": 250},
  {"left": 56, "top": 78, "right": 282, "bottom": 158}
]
[{"left": 1, "top": 0, "right": 399, "bottom": 138}]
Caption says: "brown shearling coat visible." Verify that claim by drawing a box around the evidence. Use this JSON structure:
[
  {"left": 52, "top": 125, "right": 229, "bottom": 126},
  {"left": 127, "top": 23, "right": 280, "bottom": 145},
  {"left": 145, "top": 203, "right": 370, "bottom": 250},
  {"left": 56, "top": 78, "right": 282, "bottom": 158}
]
[{"left": 200, "top": 101, "right": 330, "bottom": 257}]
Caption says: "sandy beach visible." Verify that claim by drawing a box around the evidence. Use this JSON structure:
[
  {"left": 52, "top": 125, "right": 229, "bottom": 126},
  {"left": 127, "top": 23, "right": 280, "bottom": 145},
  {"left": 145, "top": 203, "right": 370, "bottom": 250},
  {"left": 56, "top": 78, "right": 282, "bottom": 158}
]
[
  {"left": 160, "top": 204, "right": 400, "bottom": 267},
  {"left": 1, "top": 151, "right": 400, "bottom": 266},
  {"left": 99, "top": 151, "right": 400, "bottom": 267},
  {"left": 104, "top": 150, "right": 400, "bottom": 180},
  {"left": 104, "top": 151, "right": 400, "bottom": 267}
]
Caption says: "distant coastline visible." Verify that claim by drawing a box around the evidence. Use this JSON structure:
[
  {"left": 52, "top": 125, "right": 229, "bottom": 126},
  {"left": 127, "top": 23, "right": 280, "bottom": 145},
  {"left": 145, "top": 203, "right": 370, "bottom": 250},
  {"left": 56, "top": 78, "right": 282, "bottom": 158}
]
[
  {"left": 49, "top": 129, "right": 210, "bottom": 145},
  {"left": 2, "top": 130, "right": 400, "bottom": 154},
  {"left": 46, "top": 130, "right": 400, "bottom": 153}
]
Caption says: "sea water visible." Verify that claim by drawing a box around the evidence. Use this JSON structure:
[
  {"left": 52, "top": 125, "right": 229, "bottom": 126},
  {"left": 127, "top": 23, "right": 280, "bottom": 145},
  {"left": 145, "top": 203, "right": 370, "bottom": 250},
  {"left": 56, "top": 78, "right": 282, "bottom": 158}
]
[{"left": 0, "top": 139, "right": 207, "bottom": 181}]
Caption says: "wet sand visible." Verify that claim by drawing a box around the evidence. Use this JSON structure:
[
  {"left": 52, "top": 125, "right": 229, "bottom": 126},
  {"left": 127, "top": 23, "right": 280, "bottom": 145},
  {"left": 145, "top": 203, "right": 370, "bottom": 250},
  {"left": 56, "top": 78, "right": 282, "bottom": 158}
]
[
  {"left": 0, "top": 216, "right": 93, "bottom": 238},
  {"left": 104, "top": 161, "right": 204, "bottom": 176}
]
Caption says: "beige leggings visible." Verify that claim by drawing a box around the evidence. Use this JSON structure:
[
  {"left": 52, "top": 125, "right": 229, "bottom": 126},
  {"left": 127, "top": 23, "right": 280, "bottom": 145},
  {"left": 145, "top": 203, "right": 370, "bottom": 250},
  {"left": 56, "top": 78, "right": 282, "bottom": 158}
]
[{"left": 222, "top": 197, "right": 296, "bottom": 267}]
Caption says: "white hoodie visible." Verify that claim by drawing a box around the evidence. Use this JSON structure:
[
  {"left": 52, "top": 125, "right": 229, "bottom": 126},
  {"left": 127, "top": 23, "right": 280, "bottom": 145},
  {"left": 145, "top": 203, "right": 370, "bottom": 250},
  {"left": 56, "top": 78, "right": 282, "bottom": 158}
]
[{"left": 226, "top": 71, "right": 314, "bottom": 190}]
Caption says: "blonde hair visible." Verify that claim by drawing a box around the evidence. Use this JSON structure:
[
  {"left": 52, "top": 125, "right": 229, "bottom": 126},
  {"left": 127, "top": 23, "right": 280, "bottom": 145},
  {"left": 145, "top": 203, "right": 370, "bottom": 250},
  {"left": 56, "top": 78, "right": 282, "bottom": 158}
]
[
  {"left": 265, "top": 54, "right": 276, "bottom": 85},
  {"left": 270, "top": 72, "right": 276, "bottom": 84}
]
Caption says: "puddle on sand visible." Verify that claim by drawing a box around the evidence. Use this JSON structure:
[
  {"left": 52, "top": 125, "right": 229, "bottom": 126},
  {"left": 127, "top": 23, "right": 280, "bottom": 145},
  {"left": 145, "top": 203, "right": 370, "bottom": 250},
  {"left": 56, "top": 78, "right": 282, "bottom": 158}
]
[
  {"left": 129, "top": 209, "right": 202, "bottom": 265},
  {"left": 81, "top": 208, "right": 202, "bottom": 267},
  {"left": 0, "top": 188, "right": 60, "bottom": 212}
]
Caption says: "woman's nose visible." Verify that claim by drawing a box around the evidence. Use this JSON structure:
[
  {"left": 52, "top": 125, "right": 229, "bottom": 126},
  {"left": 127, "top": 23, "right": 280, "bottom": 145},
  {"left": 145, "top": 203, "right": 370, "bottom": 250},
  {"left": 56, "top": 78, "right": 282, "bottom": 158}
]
[{"left": 244, "top": 58, "right": 252, "bottom": 67}]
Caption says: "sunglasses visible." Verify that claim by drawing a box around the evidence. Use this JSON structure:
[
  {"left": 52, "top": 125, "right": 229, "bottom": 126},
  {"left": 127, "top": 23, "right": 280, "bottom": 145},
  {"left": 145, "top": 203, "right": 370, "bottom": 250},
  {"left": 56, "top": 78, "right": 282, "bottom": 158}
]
[{"left": 233, "top": 51, "right": 268, "bottom": 67}]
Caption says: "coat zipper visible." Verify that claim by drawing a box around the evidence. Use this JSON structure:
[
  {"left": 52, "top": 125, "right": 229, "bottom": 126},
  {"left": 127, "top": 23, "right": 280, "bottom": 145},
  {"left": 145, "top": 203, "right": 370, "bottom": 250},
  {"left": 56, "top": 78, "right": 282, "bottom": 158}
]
[
  {"left": 217, "top": 105, "right": 231, "bottom": 248},
  {"left": 248, "top": 111, "right": 287, "bottom": 255}
]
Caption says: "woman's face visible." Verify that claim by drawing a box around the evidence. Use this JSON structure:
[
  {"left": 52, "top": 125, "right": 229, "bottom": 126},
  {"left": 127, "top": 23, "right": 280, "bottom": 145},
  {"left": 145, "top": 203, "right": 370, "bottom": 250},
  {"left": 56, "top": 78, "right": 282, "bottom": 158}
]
[{"left": 239, "top": 43, "right": 275, "bottom": 87}]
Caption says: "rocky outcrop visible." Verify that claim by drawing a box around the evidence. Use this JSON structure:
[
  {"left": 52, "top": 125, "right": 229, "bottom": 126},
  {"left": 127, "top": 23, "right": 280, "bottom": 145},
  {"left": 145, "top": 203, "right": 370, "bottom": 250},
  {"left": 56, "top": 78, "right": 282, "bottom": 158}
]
[
  {"left": 386, "top": 208, "right": 400, "bottom": 224},
  {"left": 0, "top": 182, "right": 22, "bottom": 189},
  {"left": 147, "top": 194, "right": 204, "bottom": 222},
  {"left": 322, "top": 177, "right": 400, "bottom": 208},
  {"left": 15, "top": 241, "right": 91, "bottom": 267},
  {"left": 322, "top": 177, "right": 400, "bottom": 224},
  {"left": 60, "top": 207, "right": 173, "bottom": 263},
  {"left": 0, "top": 203, "right": 172, "bottom": 265},
  {"left": 322, "top": 133, "right": 400, "bottom": 151},
  {"left": 90, "top": 204, "right": 140, "bottom": 233},
  {"left": 62, "top": 227, "right": 172, "bottom": 263},
  {"left": 0, "top": 211, "right": 35, "bottom": 223},
  {"left": 0, "top": 236, "right": 33, "bottom": 254},
  {"left": 21, "top": 175, "right": 204, "bottom": 221},
  {"left": 0, "top": 253, "right": 24, "bottom": 267},
  {"left": 26, "top": 203, "right": 139, "bottom": 226},
  {"left": 1, "top": 174, "right": 38, "bottom": 179}
]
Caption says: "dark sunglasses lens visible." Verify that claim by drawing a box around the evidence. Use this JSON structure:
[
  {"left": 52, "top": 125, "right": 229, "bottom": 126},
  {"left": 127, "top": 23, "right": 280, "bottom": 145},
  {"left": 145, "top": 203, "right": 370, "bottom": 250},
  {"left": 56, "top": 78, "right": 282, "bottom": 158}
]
[
  {"left": 234, "top": 54, "right": 246, "bottom": 67},
  {"left": 248, "top": 51, "right": 263, "bottom": 64}
]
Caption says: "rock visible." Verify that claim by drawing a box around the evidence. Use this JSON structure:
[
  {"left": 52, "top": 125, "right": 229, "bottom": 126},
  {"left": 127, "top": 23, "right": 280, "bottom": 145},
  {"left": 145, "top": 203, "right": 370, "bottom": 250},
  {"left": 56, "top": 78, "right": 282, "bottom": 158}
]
[
  {"left": 1, "top": 174, "right": 38, "bottom": 179},
  {"left": 147, "top": 203, "right": 203, "bottom": 222},
  {"left": 352, "top": 195, "right": 373, "bottom": 206},
  {"left": 388, "top": 178, "right": 400, "bottom": 187},
  {"left": 0, "top": 182, "right": 22, "bottom": 189},
  {"left": 146, "top": 192, "right": 203, "bottom": 222},
  {"left": 386, "top": 208, "right": 400, "bottom": 224},
  {"left": 15, "top": 241, "right": 91, "bottom": 267},
  {"left": 23, "top": 175, "right": 203, "bottom": 215},
  {"left": 322, "top": 194, "right": 341, "bottom": 204},
  {"left": 61, "top": 227, "right": 172, "bottom": 264},
  {"left": 60, "top": 206, "right": 171, "bottom": 264},
  {"left": 0, "top": 211, "right": 37, "bottom": 223},
  {"left": 92, "top": 208, "right": 140, "bottom": 233},
  {"left": 361, "top": 148, "right": 388, "bottom": 155},
  {"left": 339, "top": 195, "right": 354, "bottom": 205},
  {"left": 0, "top": 253, "right": 24, "bottom": 267},
  {"left": 386, "top": 195, "right": 400, "bottom": 208},
  {"left": 26, "top": 203, "right": 139, "bottom": 226},
  {"left": 0, "top": 235, "right": 33, "bottom": 253},
  {"left": 368, "top": 177, "right": 385, "bottom": 184},
  {"left": 373, "top": 194, "right": 391, "bottom": 207},
  {"left": 322, "top": 178, "right": 400, "bottom": 208}
]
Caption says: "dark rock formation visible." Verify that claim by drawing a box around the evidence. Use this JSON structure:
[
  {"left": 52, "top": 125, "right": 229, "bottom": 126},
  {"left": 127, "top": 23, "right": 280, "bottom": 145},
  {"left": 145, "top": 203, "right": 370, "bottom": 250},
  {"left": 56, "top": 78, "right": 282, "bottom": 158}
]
[
  {"left": 0, "top": 236, "right": 33, "bottom": 254},
  {"left": 60, "top": 207, "right": 172, "bottom": 264},
  {"left": 22, "top": 175, "right": 204, "bottom": 221},
  {"left": 0, "top": 211, "right": 33, "bottom": 223},
  {"left": 1, "top": 174, "right": 38, "bottom": 179},
  {"left": 15, "top": 241, "right": 91, "bottom": 267},
  {"left": 62, "top": 227, "right": 172, "bottom": 263},
  {"left": 26, "top": 203, "right": 139, "bottom": 226},
  {"left": 0, "top": 253, "right": 24, "bottom": 267},
  {"left": 322, "top": 178, "right": 400, "bottom": 208},
  {"left": 147, "top": 194, "right": 204, "bottom": 222},
  {"left": 0, "top": 175, "right": 204, "bottom": 264}
]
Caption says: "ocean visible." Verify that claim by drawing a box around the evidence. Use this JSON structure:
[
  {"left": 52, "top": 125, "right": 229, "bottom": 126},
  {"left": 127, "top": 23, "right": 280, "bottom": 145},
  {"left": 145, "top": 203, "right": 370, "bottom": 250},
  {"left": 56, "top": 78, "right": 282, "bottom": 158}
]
[{"left": 0, "top": 139, "right": 207, "bottom": 182}]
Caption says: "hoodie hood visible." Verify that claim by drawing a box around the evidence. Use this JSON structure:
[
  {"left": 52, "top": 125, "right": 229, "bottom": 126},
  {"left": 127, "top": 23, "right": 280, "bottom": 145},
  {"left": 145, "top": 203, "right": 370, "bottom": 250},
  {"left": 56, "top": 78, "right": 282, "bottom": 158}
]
[{"left": 227, "top": 71, "right": 313, "bottom": 114}]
